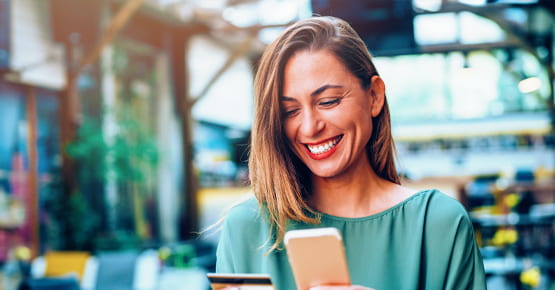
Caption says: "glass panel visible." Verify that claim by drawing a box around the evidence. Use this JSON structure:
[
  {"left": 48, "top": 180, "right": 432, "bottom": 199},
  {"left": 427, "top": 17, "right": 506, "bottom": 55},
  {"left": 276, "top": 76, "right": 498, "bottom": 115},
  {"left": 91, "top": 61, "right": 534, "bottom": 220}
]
[
  {"left": 375, "top": 48, "right": 550, "bottom": 123},
  {"left": 413, "top": 12, "right": 505, "bottom": 46},
  {"left": 188, "top": 35, "right": 254, "bottom": 130},
  {"left": 414, "top": 13, "right": 459, "bottom": 45}
]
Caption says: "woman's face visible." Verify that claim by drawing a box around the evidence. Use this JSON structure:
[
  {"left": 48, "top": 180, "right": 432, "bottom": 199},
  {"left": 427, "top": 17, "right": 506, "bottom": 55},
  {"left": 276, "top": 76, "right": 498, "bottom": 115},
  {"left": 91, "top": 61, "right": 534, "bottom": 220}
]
[{"left": 281, "top": 49, "right": 384, "bottom": 179}]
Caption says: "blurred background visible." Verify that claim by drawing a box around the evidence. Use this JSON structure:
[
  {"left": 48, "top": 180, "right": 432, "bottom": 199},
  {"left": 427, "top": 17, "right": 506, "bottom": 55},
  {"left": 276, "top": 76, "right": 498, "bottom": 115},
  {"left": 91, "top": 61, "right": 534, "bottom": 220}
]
[{"left": 0, "top": 0, "right": 554, "bottom": 289}]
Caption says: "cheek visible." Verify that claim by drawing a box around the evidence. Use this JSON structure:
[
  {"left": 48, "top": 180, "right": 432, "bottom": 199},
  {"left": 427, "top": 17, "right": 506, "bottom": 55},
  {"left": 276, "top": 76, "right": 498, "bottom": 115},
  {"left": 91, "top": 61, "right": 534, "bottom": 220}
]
[
  {"left": 283, "top": 121, "right": 305, "bottom": 158},
  {"left": 325, "top": 106, "right": 370, "bottom": 129},
  {"left": 283, "top": 120, "right": 297, "bottom": 144},
  {"left": 337, "top": 111, "right": 374, "bottom": 141}
]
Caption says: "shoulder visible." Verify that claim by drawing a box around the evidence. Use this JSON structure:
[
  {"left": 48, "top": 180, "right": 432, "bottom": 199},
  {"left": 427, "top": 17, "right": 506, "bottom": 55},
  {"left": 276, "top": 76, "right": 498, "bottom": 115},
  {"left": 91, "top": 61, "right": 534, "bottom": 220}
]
[
  {"left": 219, "top": 195, "right": 270, "bottom": 249},
  {"left": 419, "top": 189, "right": 473, "bottom": 228},
  {"left": 416, "top": 190, "right": 477, "bottom": 244},
  {"left": 425, "top": 189, "right": 468, "bottom": 214},
  {"left": 412, "top": 190, "right": 477, "bottom": 249},
  {"left": 216, "top": 195, "right": 270, "bottom": 273},
  {"left": 224, "top": 195, "right": 266, "bottom": 226}
]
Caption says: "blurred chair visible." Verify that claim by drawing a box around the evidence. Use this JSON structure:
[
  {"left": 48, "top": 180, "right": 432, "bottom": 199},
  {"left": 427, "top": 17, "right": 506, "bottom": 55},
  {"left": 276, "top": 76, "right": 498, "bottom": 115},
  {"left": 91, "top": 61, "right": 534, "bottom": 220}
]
[
  {"left": 29, "top": 251, "right": 96, "bottom": 290},
  {"left": 42, "top": 251, "right": 91, "bottom": 280},
  {"left": 94, "top": 249, "right": 159, "bottom": 290},
  {"left": 94, "top": 251, "right": 138, "bottom": 290},
  {"left": 29, "top": 250, "right": 159, "bottom": 290},
  {"left": 18, "top": 277, "right": 81, "bottom": 290},
  {"left": 132, "top": 250, "right": 160, "bottom": 290}
]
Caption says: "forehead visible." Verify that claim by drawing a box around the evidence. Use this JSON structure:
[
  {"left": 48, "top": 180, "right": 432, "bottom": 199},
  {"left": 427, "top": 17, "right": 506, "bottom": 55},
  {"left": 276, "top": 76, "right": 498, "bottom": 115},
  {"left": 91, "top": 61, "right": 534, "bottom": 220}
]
[
  {"left": 282, "top": 50, "right": 357, "bottom": 94},
  {"left": 284, "top": 49, "right": 345, "bottom": 72}
]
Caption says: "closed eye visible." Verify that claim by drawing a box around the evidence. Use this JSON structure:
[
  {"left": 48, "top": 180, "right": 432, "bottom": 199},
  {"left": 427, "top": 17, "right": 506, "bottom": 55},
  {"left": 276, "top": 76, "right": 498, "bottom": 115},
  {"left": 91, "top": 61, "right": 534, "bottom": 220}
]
[
  {"left": 282, "top": 108, "right": 299, "bottom": 118},
  {"left": 319, "top": 97, "right": 341, "bottom": 107}
]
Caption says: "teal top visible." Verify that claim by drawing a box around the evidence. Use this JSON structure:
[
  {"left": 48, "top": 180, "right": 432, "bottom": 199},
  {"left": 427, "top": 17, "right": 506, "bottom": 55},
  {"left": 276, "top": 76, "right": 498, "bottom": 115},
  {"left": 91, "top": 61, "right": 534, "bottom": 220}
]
[{"left": 216, "top": 189, "right": 486, "bottom": 290}]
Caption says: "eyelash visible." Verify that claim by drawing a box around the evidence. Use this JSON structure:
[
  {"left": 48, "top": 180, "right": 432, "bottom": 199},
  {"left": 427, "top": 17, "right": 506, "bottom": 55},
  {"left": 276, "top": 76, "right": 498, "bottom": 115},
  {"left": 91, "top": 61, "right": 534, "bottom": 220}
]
[
  {"left": 282, "top": 97, "right": 342, "bottom": 118},
  {"left": 319, "top": 97, "right": 341, "bottom": 107},
  {"left": 283, "top": 109, "right": 298, "bottom": 118}
]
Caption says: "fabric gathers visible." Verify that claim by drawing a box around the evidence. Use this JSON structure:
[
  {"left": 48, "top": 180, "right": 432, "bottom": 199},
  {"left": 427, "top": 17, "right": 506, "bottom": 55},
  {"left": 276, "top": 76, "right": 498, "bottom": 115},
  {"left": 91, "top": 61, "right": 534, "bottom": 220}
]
[{"left": 216, "top": 189, "right": 487, "bottom": 290}]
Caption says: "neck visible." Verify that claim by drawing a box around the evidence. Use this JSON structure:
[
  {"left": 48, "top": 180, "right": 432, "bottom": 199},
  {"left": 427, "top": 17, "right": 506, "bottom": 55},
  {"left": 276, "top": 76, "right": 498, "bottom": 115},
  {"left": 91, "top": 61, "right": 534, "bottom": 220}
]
[{"left": 309, "top": 163, "right": 405, "bottom": 218}]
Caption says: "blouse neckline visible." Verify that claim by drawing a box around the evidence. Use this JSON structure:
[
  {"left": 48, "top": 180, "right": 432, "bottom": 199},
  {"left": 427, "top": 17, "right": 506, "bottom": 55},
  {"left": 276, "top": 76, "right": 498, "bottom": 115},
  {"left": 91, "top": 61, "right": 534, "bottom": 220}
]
[{"left": 315, "top": 189, "right": 434, "bottom": 222}]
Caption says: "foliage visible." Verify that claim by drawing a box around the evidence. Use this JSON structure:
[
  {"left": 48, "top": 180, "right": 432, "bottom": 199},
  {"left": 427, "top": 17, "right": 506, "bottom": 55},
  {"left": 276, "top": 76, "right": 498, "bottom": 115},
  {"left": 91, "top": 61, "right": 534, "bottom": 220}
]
[
  {"left": 44, "top": 176, "right": 99, "bottom": 251},
  {"left": 46, "top": 107, "right": 159, "bottom": 252},
  {"left": 111, "top": 108, "right": 159, "bottom": 184},
  {"left": 94, "top": 230, "right": 143, "bottom": 251},
  {"left": 65, "top": 117, "right": 109, "bottom": 182}
]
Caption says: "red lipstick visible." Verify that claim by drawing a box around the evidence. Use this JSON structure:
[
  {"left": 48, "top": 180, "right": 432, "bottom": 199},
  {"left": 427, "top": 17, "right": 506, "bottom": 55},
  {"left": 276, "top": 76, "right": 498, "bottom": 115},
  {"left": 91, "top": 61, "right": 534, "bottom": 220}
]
[{"left": 304, "top": 135, "right": 342, "bottom": 160}]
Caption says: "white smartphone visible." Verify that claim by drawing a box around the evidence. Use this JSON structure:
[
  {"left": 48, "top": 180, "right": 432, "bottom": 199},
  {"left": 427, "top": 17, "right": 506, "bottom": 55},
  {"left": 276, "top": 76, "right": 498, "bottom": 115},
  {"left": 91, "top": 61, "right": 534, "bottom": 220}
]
[
  {"left": 284, "top": 227, "right": 351, "bottom": 290},
  {"left": 206, "top": 273, "right": 275, "bottom": 290}
]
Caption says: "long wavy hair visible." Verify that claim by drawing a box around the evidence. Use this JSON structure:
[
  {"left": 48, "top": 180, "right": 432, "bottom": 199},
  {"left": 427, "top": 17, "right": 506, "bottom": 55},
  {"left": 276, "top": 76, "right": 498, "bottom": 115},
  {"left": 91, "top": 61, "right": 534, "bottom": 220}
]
[{"left": 249, "top": 16, "right": 399, "bottom": 252}]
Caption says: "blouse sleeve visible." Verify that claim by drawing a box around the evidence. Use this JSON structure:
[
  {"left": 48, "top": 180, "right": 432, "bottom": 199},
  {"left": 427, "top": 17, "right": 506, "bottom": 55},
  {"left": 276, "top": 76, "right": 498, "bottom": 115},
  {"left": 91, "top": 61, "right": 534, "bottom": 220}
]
[
  {"left": 424, "top": 193, "right": 487, "bottom": 290},
  {"left": 215, "top": 197, "right": 268, "bottom": 274},
  {"left": 215, "top": 216, "right": 236, "bottom": 273},
  {"left": 444, "top": 212, "right": 487, "bottom": 290}
]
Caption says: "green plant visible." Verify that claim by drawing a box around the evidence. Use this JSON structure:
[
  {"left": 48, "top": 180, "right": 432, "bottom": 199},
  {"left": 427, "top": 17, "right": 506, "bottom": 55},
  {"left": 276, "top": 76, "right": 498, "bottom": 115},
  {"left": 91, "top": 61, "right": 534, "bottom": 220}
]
[
  {"left": 44, "top": 177, "right": 99, "bottom": 251},
  {"left": 47, "top": 107, "right": 159, "bottom": 252}
]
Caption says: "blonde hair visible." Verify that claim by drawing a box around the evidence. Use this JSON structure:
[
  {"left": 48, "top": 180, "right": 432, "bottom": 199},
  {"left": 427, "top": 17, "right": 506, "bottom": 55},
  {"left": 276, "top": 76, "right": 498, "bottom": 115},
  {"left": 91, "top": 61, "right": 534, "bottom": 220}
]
[{"left": 249, "top": 16, "right": 400, "bottom": 252}]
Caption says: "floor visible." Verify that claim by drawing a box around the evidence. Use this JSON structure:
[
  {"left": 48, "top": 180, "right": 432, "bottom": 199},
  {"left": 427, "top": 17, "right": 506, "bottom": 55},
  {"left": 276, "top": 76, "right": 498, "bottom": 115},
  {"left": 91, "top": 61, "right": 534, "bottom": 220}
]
[{"left": 0, "top": 267, "right": 210, "bottom": 290}]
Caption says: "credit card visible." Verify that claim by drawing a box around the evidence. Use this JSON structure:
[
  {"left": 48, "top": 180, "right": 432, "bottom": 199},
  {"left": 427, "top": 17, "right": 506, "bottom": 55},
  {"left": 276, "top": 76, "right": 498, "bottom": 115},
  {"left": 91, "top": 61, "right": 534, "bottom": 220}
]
[{"left": 207, "top": 273, "right": 274, "bottom": 290}]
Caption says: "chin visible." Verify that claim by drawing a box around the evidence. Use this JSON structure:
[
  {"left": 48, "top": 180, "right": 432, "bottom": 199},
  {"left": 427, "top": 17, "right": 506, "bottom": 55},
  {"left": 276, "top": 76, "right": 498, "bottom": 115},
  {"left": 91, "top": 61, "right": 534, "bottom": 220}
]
[{"left": 309, "top": 168, "right": 342, "bottom": 179}]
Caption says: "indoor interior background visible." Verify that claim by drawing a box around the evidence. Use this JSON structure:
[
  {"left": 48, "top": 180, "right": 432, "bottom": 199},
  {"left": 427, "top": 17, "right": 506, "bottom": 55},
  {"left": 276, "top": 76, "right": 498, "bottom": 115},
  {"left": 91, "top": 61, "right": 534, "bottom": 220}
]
[{"left": 0, "top": 0, "right": 554, "bottom": 289}]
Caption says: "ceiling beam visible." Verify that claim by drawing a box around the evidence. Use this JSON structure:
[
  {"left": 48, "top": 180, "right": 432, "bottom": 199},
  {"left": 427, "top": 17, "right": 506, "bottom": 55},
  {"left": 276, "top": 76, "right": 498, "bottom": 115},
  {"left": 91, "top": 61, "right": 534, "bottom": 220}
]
[
  {"left": 189, "top": 36, "right": 255, "bottom": 106},
  {"left": 78, "top": 0, "right": 145, "bottom": 72}
]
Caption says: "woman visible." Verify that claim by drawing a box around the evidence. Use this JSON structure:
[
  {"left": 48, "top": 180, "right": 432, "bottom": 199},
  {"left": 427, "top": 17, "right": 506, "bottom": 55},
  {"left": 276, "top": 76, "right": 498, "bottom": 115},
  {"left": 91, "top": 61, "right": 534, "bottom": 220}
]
[{"left": 216, "top": 16, "right": 486, "bottom": 290}]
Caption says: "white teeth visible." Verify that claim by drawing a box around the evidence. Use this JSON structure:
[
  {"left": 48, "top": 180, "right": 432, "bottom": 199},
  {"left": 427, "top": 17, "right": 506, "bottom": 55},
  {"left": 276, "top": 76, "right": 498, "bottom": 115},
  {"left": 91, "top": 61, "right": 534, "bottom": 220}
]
[{"left": 307, "top": 137, "right": 340, "bottom": 154}]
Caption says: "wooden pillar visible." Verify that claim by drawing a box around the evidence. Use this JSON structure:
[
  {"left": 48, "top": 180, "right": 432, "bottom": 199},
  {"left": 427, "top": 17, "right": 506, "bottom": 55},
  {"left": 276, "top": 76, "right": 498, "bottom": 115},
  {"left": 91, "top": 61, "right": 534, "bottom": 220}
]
[
  {"left": 58, "top": 40, "right": 79, "bottom": 196},
  {"left": 181, "top": 108, "right": 199, "bottom": 239},
  {"left": 170, "top": 27, "right": 251, "bottom": 238},
  {"left": 170, "top": 27, "right": 200, "bottom": 239},
  {"left": 25, "top": 86, "right": 39, "bottom": 258}
]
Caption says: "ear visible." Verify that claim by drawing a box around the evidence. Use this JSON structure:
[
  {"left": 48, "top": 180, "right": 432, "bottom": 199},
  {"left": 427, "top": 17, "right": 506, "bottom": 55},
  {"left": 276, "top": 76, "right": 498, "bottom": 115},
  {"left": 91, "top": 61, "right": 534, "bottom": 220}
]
[{"left": 368, "top": 75, "right": 385, "bottom": 117}]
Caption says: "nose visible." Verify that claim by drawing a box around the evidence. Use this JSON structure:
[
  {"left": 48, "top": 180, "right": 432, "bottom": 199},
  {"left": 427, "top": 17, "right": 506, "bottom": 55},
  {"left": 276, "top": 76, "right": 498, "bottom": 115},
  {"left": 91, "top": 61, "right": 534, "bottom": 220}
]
[{"left": 299, "top": 108, "right": 324, "bottom": 137}]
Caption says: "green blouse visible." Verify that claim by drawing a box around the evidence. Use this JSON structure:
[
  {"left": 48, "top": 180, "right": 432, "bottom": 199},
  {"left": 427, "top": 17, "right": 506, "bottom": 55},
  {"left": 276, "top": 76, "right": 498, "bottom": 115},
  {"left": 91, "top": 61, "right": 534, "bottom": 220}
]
[{"left": 216, "top": 189, "right": 486, "bottom": 290}]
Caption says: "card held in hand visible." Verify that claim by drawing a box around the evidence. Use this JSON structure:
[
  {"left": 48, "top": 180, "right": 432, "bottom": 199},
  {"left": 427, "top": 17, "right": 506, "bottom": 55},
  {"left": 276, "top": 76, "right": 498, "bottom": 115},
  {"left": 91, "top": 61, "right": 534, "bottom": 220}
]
[{"left": 207, "top": 273, "right": 275, "bottom": 290}]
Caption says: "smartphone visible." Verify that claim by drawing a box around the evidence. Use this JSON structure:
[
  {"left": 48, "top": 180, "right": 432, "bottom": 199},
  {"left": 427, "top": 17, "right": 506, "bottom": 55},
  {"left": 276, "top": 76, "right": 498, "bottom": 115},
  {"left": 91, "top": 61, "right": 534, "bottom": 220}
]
[
  {"left": 284, "top": 227, "right": 351, "bottom": 290},
  {"left": 206, "top": 273, "right": 275, "bottom": 290}
]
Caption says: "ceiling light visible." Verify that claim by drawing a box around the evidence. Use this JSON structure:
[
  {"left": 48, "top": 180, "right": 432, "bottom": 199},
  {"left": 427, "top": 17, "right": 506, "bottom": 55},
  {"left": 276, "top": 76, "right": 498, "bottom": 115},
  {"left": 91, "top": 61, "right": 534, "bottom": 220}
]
[{"left": 413, "top": 0, "right": 442, "bottom": 12}]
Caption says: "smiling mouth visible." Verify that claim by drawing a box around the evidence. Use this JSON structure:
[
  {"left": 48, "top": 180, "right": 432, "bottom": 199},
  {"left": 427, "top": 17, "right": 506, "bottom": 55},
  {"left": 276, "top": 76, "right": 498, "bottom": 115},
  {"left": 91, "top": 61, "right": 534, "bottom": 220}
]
[{"left": 305, "top": 135, "right": 343, "bottom": 155}]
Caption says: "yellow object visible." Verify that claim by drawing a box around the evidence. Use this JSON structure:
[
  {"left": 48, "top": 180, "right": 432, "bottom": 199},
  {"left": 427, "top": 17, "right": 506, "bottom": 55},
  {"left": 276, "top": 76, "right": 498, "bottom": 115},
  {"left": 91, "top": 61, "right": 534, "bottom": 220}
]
[
  {"left": 44, "top": 251, "right": 90, "bottom": 280},
  {"left": 505, "top": 193, "right": 520, "bottom": 209},
  {"left": 520, "top": 266, "right": 541, "bottom": 288},
  {"left": 14, "top": 246, "right": 31, "bottom": 261},
  {"left": 491, "top": 228, "right": 518, "bottom": 247},
  {"left": 158, "top": 246, "right": 172, "bottom": 261},
  {"left": 534, "top": 165, "right": 552, "bottom": 182}
]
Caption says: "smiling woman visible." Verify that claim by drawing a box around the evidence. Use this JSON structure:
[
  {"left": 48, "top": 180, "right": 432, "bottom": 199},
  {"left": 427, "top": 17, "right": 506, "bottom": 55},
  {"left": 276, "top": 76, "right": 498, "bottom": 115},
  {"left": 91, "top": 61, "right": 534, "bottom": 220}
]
[
  {"left": 281, "top": 49, "right": 382, "bottom": 178},
  {"left": 215, "top": 16, "right": 486, "bottom": 290}
]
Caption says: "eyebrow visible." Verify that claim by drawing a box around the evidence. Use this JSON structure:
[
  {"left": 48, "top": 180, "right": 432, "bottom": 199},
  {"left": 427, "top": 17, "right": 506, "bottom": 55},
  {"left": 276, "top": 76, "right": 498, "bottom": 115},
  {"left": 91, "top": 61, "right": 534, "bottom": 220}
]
[
  {"left": 281, "top": 84, "right": 344, "bottom": 101},
  {"left": 311, "top": 84, "right": 343, "bottom": 97}
]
